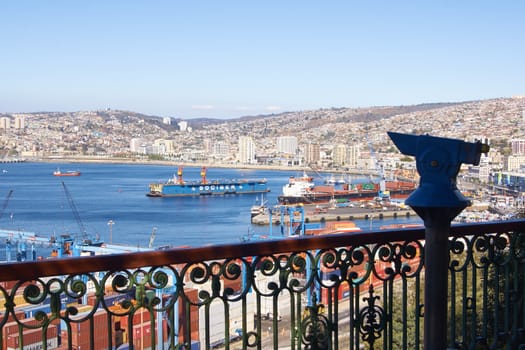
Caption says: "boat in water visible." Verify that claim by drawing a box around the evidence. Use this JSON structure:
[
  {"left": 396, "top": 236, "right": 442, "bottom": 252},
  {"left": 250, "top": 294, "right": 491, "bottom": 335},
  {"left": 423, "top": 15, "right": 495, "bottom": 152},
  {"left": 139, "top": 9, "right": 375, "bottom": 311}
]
[
  {"left": 250, "top": 194, "right": 268, "bottom": 218},
  {"left": 53, "top": 169, "right": 81, "bottom": 177},
  {"left": 278, "top": 171, "right": 416, "bottom": 205},
  {"left": 147, "top": 166, "right": 270, "bottom": 198}
]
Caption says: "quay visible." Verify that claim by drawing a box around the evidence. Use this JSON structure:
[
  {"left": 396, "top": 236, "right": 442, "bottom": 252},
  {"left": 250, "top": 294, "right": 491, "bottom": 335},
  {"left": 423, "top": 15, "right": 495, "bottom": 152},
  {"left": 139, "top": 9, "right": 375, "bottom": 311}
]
[
  {"left": 0, "top": 157, "right": 25, "bottom": 163},
  {"left": 251, "top": 204, "right": 416, "bottom": 225}
]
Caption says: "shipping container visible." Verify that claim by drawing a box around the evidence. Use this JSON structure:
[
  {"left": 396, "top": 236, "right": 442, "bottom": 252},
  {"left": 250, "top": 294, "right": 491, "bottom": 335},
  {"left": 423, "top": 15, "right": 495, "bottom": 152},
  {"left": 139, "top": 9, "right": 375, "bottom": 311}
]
[
  {"left": 69, "top": 309, "right": 109, "bottom": 349},
  {"left": 119, "top": 308, "right": 151, "bottom": 330},
  {"left": 6, "top": 310, "right": 26, "bottom": 324},
  {"left": 3, "top": 318, "right": 41, "bottom": 349},
  {"left": 6, "top": 324, "right": 58, "bottom": 349},
  {"left": 177, "top": 288, "right": 200, "bottom": 342},
  {"left": 87, "top": 291, "right": 129, "bottom": 307},
  {"left": 320, "top": 283, "right": 351, "bottom": 304},
  {"left": 132, "top": 322, "right": 152, "bottom": 349},
  {"left": 23, "top": 303, "right": 52, "bottom": 319}
]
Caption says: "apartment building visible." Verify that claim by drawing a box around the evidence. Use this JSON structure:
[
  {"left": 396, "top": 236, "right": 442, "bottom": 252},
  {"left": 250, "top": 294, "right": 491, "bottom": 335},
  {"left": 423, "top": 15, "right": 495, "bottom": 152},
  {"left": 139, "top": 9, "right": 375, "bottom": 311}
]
[{"left": 238, "top": 136, "right": 256, "bottom": 164}]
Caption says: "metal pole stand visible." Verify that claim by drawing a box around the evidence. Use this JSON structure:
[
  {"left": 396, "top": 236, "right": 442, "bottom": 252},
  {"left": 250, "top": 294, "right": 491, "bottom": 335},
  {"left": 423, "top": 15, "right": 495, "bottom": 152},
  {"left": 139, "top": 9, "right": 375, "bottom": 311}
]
[{"left": 388, "top": 132, "right": 489, "bottom": 350}]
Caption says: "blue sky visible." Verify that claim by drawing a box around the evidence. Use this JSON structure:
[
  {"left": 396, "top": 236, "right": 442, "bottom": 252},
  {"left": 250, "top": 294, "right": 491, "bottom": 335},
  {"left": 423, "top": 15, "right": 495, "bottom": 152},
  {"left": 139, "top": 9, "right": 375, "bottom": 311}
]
[{"left": 1, "top": 1, "right": 523, "bottom": 119}]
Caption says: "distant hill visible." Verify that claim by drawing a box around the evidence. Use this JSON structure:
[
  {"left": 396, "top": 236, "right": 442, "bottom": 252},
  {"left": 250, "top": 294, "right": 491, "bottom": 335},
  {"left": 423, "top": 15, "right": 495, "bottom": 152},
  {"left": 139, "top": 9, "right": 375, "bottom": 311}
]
[{"left": 181, "top": 101, "right": 467, "bottom": 130}]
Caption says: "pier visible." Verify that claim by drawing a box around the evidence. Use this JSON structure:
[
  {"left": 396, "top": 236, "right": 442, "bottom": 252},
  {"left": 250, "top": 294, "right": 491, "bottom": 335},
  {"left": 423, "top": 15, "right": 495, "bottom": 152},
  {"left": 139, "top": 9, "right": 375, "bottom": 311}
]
[
  {"left": 0, "top": 157, "right": 25, "bottom": 163},
  {"left": 251, "top": 204, "right": 416, "bottom": 225}
]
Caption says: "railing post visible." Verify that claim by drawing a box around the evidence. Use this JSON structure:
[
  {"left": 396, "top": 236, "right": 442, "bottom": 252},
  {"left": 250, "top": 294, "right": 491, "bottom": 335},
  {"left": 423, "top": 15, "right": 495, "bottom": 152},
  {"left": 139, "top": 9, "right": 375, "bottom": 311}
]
[
  {"left": 388, "top": 132, "right": 489, "bottom": 350},
  {"left": 413, "top": 207, "right": 461, "bottom": 350}
]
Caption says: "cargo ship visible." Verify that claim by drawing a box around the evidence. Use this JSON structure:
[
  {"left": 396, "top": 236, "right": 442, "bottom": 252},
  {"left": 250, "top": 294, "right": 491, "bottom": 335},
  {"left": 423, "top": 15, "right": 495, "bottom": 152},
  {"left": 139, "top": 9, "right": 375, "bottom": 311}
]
[
  {"left": 277, "top": 171, "right": 416, "bottom": 205},
  {"left": 147, "top": 167, "right": 270, "bottom": 197}
]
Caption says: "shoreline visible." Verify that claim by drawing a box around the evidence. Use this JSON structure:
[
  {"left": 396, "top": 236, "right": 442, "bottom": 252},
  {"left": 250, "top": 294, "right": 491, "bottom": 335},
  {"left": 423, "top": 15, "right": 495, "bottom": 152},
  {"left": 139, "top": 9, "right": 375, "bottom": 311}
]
[{"left": 25, "top": 156, "right": 377, "bottom": 174}]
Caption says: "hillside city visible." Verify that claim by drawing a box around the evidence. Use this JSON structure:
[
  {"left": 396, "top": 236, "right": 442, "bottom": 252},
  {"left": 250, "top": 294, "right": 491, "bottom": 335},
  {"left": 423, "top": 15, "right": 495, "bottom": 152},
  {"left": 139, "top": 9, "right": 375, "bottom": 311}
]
[{"left": 1, "top": 97, "right": 524, "bottom": 184}]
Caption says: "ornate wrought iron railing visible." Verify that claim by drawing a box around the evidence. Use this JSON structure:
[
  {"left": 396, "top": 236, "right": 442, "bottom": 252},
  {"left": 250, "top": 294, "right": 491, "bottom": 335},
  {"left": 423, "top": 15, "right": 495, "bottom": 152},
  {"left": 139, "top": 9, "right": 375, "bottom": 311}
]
[{"left": 0, "top": 220, "right": 524, "bottom": 349}]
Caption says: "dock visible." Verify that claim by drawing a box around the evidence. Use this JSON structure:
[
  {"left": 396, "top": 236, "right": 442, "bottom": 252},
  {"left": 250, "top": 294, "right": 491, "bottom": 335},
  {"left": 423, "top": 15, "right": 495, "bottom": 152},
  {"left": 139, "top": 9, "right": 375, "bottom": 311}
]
[{"left": 251, "top": 204, "right": 416, "bottom": 225}]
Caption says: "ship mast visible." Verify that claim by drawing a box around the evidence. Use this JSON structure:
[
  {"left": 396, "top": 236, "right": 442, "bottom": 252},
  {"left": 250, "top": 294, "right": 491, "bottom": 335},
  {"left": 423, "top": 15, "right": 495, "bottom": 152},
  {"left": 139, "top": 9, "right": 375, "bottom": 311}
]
[
  {"left": 201, "top": 167, "right": 208, "bottom": 184},
  {"left": 177, "top": 166, "right": 184, "bottom": 184}
]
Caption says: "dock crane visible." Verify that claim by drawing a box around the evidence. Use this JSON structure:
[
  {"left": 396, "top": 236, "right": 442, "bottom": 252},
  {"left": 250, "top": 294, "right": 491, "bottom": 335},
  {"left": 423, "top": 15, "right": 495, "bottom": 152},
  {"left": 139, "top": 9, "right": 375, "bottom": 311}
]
[
  {"left": 61, "top": 181, "right": 91, "bottom": 244},
  {"left": 366, "top": 134, "right": 388, "bottom": 199},
  {"left": 309, "top": 165, "right": 327, "bottom": 183},
  {"left": 148, "top": 227, "right": 157, "bottom": 248},
  {"left": 0, "top": 190, "right": 13, "bottom": 221}
]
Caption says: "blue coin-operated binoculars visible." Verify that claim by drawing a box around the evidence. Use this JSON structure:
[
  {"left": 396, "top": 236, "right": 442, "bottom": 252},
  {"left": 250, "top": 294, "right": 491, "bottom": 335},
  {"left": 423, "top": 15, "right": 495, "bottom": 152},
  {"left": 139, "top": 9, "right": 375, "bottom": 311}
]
[{"left": 388, "top": 132, "right": 489, "bottom": 350}]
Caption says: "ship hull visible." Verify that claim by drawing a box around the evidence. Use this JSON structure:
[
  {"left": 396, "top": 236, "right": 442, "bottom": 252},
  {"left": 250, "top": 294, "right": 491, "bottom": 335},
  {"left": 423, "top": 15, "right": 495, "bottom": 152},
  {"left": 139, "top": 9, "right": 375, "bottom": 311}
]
[
  {"left": 147, "top": 180, "right": 270, "bottom": 197},
  {"left": 53, "top": 171, "right": 81, "bottom": 177},
  {"left": 278, "top": 188, "right": 414, "bottom": 205}
]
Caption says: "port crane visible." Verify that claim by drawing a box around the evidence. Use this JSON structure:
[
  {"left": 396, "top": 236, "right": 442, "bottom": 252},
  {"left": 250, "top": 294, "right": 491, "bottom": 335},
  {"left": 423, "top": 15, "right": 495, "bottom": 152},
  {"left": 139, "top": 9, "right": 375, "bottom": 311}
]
[
  {"left": 0, "top": 190, "right": 13, "bottom": 221},
  {"left": 61, "top": 181, "right": 91, "bottom": 244},
  {"left": 366, "top": 135, "right": 388, "bottom": 199},
  {"left": 309, "top": 165, "right": 327, "bottom": 183},
  {"left": 148, "top": 227, "right": 157, "bottom": 248},
  {"left": 0, "top": 186, "right": 152, "bottom": 260}
]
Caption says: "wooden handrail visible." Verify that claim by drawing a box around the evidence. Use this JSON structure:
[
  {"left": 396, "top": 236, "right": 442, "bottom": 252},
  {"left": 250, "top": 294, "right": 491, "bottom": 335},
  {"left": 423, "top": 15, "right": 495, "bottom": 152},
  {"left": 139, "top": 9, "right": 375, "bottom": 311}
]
[{"left": 1, "top": 220, "right": 523, "bottom": 282}]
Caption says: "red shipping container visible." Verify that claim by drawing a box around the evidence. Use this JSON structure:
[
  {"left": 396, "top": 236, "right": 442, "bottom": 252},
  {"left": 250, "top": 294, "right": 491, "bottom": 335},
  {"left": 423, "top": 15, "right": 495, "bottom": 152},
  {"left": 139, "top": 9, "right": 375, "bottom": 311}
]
[
  {"left": 320, "top": 283, "right": 351, "bottom": 305},
  {"left": 87, "top": 294, "right": 97, "bottom": 306},
  {"left": 133, "top": 323, "right": 152, "bottom": 349},
  {"left": 178, "top": 288, "right": 200, "bottom": 342},
  {"left": 70, "top": 309, "right": 110, "bottom": 349},
  {"left": 6, "top": 310, "right": 26, "bottom": 324},
  {"left": 3, "top": 318, "right": 41, "bottom": 350},
  {"left": 0, "top": 280, "right": 18, "bottom": 290},
  {"left": 119, "top": 308, "right": 151, "bottom": 331},
  {"left": 58, "top": 330, "right": 69, "bottom": 349},
  {"left": 6, "top": 324, "right": 58, "bottom": 349}
]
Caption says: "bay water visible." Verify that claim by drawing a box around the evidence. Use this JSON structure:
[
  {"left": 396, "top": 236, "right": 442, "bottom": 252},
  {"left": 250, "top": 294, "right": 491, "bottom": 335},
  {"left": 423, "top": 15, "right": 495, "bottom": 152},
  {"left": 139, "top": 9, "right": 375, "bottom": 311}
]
[{"left": 0, "top": 162, "right": 421, "bottom": 253}]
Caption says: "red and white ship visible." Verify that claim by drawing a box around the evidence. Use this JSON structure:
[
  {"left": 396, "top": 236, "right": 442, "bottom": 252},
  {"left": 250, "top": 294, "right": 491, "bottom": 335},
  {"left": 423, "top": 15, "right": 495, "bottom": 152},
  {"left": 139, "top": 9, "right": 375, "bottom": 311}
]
[{"left": 278, "top": 171, "right": 416, "bottom": 205}]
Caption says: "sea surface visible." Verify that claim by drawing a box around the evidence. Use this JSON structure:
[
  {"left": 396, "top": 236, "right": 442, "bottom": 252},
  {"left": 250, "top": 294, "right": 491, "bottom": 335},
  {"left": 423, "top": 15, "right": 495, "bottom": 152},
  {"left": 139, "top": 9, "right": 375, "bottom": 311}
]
[{"left": 0, "top": 162, "right": 421, "bottom": 252}]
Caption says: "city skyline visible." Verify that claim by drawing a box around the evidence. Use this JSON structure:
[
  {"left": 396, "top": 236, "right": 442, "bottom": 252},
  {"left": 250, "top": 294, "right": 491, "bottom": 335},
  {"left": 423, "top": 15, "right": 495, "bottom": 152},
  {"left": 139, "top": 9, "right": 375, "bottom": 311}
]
[{"left": 1, "top": 1, "right": 524, "bottom": 119}]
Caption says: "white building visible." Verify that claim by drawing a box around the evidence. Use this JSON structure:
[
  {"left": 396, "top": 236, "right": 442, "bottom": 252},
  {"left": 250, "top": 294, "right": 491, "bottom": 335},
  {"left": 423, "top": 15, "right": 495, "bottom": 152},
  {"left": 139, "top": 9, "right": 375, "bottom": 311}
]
[
  {"left": 346, "top": 144, "right": 361, "bottom": 169},
  {"left": 130, "top": 138, "right": 146, "bottom": 154},
  {"left": 238, "top": 136, "right": 256, "bottom": 164},
  {"left": 333, "top": 144, "right": 347, "bottom": 166},
  {"left": 478, "top": 156, "right": 491, "bottom": 182},
  {"left": 213, "top": 141, "right": 230, "bottom": 159},
  {"left": 162, "top": 117, "right": 172, "bottom": 125},
  {"left": 178, "top": 121, "right": 188, "bottom": 132},
  {"left": 153, "top": 139, "right": 176, "bottom": 155},
  {"left": 0, "top": 117, "right": 10, "bottom": 130},
  {"left": 511, "top": 139, "right": 525, "bottom": 155},
  {"left": 305, "top": 142, "right": 320, "bottom": 165},
  {"left": 506, "top": 155, "right": 525, "bottom": 172},
  {"left": 277, "top": 136, "right": 297, "bottom": 155},
  {"left": 13, "top": 116, "right": 26, "bottom": 129}
]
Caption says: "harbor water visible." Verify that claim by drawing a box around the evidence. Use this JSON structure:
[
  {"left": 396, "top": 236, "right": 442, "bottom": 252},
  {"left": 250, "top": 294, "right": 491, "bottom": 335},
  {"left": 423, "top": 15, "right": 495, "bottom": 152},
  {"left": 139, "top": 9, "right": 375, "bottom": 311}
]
[{"left": 0, "top": 162, "right": 421, "bottom": 256}]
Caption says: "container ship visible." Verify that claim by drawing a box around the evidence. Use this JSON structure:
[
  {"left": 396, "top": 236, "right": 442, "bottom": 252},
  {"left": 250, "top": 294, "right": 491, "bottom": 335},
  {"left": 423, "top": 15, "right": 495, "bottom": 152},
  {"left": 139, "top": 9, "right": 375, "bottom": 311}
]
[
  {"left": 146, "top": 166, "right": 270, "bottom": 197},
  {"left": 277, "top": 172, "right": 416, "bottom": 205}
]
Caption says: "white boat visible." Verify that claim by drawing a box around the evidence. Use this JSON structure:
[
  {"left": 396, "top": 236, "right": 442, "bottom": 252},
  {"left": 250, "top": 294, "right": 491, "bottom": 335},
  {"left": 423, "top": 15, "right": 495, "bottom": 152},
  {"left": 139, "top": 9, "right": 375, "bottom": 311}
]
[
  {"left": 336, "top": 174, "right": 347, "bottom": 184},
  {"left": 324, "top": 174, "right": 336, "bottom": 184},
  {"left": 250, "top": 194, "right": 268, "bottom": 218},
  {"left": 53, "top": 169, "right": 81, "bottom": 177}
]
